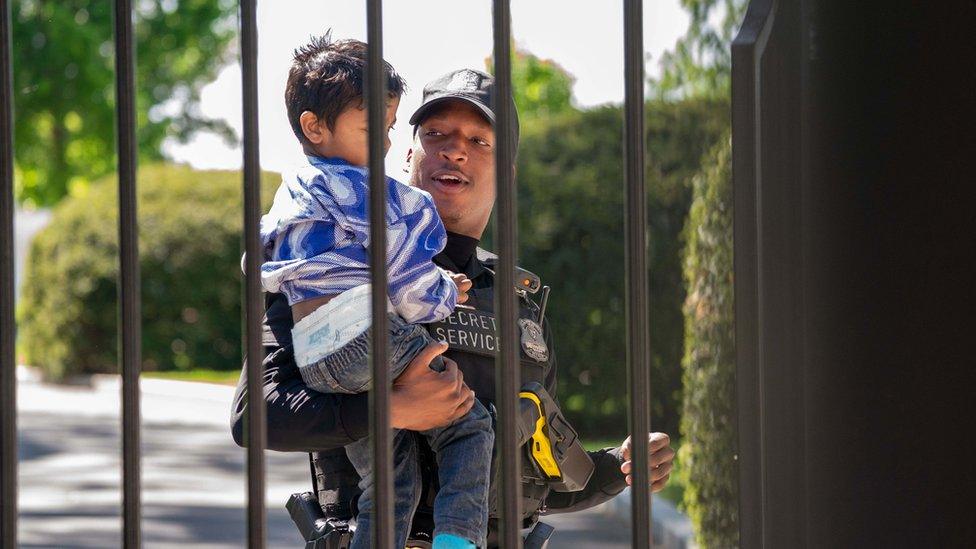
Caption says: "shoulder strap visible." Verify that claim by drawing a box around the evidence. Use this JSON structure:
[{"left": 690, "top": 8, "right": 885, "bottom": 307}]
[
  {"left": 476, "top": 247, "right": 498, "bottom": 266},
  {"left": 476, "top": 247, "right": 542, "bottom": 293}
]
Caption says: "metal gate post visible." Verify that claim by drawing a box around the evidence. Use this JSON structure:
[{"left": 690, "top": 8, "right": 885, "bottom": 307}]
[
  {"left": 491, "top": 0, "right": 522, "bottom": 547},
  {"left": 623, "top": 0, "right": 653, "bottom": 546},
  {"left": 364, "top": 0, "right": 394, "bottom": 547},
  {"left": 112, "top": 1, "right": 143, "bottom": 546},
  {"left": 0, "top": 0, "right": 17, "bottom": 546},
  {"left": 239, "top": 0, "right": 267, "bottom": 547}
]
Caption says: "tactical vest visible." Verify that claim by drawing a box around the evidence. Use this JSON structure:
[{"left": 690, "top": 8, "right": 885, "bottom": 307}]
[
  {"left": 423, "top": 251, "right": 555, "bottom": 529},
  {"left": 311, "top": 249, "right": 557, "bottom": 535}
]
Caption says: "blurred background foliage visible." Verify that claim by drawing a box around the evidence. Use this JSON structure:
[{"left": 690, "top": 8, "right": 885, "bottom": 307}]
[
  {"left": 515, "top": 96, "right": 728, "bottom": 441},
  {"left": 653, "top": 0, "right": 748, "bottom": 100},
  {"left": 18, "top": 164, "right": 277, "bottom": 380},
  {"left": 11, "top": 0, "right": 237, "bottom": 207},
  {"left": 14, "top": 1, "right": 744, "bottom": 545},
  {"left": 679, "top": 135, "right": 737, "bottom": 546}
]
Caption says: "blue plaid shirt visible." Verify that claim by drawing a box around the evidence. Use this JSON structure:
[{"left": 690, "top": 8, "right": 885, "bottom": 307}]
[{"left": 257, "top": 156, "right": 457, "bottom": 324}]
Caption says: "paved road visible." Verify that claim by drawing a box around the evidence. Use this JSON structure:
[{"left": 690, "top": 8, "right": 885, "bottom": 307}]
[{"left": 15, "top": 368, "right": 646, "bottom": 548}]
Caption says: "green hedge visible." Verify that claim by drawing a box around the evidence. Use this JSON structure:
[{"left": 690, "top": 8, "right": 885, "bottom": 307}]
[
  {"left": 18, "top": 163, "right": 278, "bottom": 381},
  {"left": 514, "top": 98, "right": 729, "bottom": 438},
  {"left": 679, "top": 135, "right": 738, "bottom": 546}
]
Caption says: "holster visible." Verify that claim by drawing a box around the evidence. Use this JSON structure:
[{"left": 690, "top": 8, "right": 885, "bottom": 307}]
[
  {"left": 517, "top": 382, "right": 595, "bottom": 493},
  {"left": 286, "top": 492, "right": 352, "bottom": 549}
]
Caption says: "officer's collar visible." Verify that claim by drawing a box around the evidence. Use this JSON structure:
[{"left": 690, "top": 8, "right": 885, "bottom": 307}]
[{"left": 436, "top": 232, "right": 486, "bottom": 278}]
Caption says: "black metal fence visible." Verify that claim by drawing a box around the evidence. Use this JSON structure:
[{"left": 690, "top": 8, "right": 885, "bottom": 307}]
[{"left": 0, "top": 1, "right": 654, "bottom": 547}]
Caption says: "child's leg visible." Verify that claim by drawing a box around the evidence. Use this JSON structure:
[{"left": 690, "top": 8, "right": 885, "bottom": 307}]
[
  {"left": 346, "top": 430, "right": 423, "bottom": 549},
  {"left": 424, "top": 400, "right": 494, "bottom": 548},
  {"left": 387, "top": 315, "right": 491, "bottom": 545}
]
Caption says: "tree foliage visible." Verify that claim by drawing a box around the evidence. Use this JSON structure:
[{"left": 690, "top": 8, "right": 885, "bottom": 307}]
[
  {"left": 679, "top": 135, "right": 737, "bottom": 546},
  {"left": 510, "top": 48, "right": 575, "bottom": 120},
  {"left": 654, "top": 0, "right": 748, "bottom": 100},
  {"left": 495, "top": 48, "right": 731, "bottom": 439},
  {"left": 11, "top": 0, "right": 237, "bottom": 206},
  {"left": 515, "top": 99, "right": 729, "bottom": 439},
  {"left": 18, "top": 164, "right": 278, "bottom": 380}
]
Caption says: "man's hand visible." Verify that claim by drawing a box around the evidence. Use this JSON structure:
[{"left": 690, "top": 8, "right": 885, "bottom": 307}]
[
  {"left": 451, "top": 272, "right": 473, "bottom": 304},
  {"left": 619, "top": 433, "right": 675, "bottom": 493},
  {"left": 390, "top": 341, "right": 475, "bottom": 431}
]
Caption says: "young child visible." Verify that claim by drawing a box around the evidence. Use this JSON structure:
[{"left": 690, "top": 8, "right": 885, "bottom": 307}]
[{"left": 257, "top": 33, "right": 492, "bottom": 549}]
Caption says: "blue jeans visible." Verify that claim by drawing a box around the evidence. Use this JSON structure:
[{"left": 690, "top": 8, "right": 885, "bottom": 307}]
[{"left": 299, "top": 312, "right": 493, "bottom": 548}]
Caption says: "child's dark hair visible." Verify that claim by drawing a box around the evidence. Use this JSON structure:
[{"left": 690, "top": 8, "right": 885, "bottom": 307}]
[{"left": 285, "top": 30, "right": 406, "bottom": 143}]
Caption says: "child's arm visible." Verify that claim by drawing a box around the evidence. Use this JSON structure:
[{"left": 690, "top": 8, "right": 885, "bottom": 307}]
[
  {"left": 262, "top": 217, "right": 369, "bottom": 307},
  {"left": 384, "top": 199, "right": 463, "bottom": 323}
]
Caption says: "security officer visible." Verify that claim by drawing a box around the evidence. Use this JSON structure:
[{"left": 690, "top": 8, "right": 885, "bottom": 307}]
[{"left": 231, "top": 69, "right": 675, "bottom": 547}]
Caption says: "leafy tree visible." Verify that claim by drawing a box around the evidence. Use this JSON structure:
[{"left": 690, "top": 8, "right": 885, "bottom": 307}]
[
  {"left": 11, "top": 0, "right": 237, "bottom": 206},
  {"left": 654, "top": 0, "right": 748, "bottom": 99},
  {"left": 510, "top": 48, "right": 576, "bottom": 121},
  {"left": 679, "top": 135, "right": 737, "bottom": 546}
]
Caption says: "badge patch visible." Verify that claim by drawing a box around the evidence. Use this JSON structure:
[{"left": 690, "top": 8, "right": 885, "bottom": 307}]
[
  {"left": 427, "top": 306, "right": 499, "bottom": 357},
  {"left": 427, "top": 306, "right": 550, "bottom": 362},
  {"left": 519, "top": 318, "right": 549, "bottom": 362}
]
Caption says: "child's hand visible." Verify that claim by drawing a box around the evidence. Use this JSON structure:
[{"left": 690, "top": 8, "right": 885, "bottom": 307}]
[{"left": 451, "top": 272, "right": 472, "bottom": 304}]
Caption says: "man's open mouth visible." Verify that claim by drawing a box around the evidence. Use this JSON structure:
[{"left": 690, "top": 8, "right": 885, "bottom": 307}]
[{"left": 430, "top": 170, "right": 469, "bottom": 193}]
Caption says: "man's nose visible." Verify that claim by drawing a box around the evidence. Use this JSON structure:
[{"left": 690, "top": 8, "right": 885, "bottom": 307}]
[{"left": 438, "top": 134, "right": 468, "bottom": 163}]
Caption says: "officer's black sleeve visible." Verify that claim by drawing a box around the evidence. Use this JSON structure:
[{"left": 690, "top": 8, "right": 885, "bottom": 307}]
[
  {"left": 229, "top": 347, "right": 370, "bottom": 452},
  {"left": 538, "top": 311, "right": 629, "bottom": 513},
  {"left": 543, "top": 446, "right": 628, "bottom": 514},
  {"left": 229, "top": 292, "right": 369, "bottom": 452}
]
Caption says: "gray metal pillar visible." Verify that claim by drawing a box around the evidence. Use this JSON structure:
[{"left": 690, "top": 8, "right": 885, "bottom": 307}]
[{"left": 733, "top": 1, "right": 976, "bottom": 545}]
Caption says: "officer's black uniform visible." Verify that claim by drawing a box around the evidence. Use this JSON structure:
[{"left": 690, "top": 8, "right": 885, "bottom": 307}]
[{"left": 231, "top": 230, "right": 629, "bottom": 546}]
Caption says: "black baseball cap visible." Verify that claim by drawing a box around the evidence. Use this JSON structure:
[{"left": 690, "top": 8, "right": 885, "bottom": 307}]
[{"left": 409, "top": 68, "right": 519, "bottom": 147}]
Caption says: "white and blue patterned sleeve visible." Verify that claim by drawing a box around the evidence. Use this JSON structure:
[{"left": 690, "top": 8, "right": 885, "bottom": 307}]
[
  {"left": 259, "top": 163, "right": 457, "bottom": 323},
  {"left": 384, "top": 183, "right": 457, "bottom": 324},
  {"left": 258, "top": 169, "right": 371, "bottom": 305}
]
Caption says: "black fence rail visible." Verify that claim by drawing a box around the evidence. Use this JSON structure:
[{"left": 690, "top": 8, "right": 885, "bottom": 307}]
[
  {"left": 0, "top": 1, "right": 655, "bottom": 547},
  {"left": 623, "top": 0, "right": 652, "bottom": 546},
  {"left": 113, "top": 1, "right": 143, "bottom": 547},
  {"left": 364, "top": 1, "right": 393, "bottom": 546},
  {"left": 491, "top": 1, "right": 523, "bottom": 546},
  {"left": 1, "top": 0, "right": 16, "bottom": 546}
]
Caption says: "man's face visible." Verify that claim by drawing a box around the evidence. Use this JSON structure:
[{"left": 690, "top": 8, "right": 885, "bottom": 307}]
[{"left": 408, "top": 100, "right": 496, "bottom": 238}]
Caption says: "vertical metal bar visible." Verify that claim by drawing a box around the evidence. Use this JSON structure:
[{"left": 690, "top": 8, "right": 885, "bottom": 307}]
[
  {"left": 0, "top": 0, "right": 17, "bottom": 546},
  {"left": 623, "top": 0, "right": 652, "bottom": 546},
  {"left": 239, "top": 0, "right": 266, "bottom": 547},
  {"left": 113, "top": 1, "right": 142, "bottom": 547},
  {"left": 365, "top": 1, "right": 393, "bottom": 546},
  {"left": 731, "top": 2, "right": 775, "bottom": 546},
  {"left": 492, "top": 1, "right": 521, "bottom": 547}
]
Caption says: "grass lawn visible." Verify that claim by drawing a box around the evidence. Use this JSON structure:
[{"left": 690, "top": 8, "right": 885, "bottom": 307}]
[{"left": 142, "top": 369, "right": 241, "bottom": 386}]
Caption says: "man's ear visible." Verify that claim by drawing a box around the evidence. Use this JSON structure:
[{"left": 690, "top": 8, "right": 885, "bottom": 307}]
[{"left": 299, "top": 111, "right": 328, "bottom": 145}]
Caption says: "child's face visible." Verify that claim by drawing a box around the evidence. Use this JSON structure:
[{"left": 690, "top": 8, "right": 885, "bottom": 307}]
[{"left": 302, "top": 96, "right": 399, "bottom": 166}]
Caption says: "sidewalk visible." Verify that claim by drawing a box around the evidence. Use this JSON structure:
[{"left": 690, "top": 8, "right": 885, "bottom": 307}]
[
  {"left": 16, "top": 367, "right": 693, "bottom": 547},
  {"left": 17, "top": 367, "right": 309, "bottom": 548}
]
